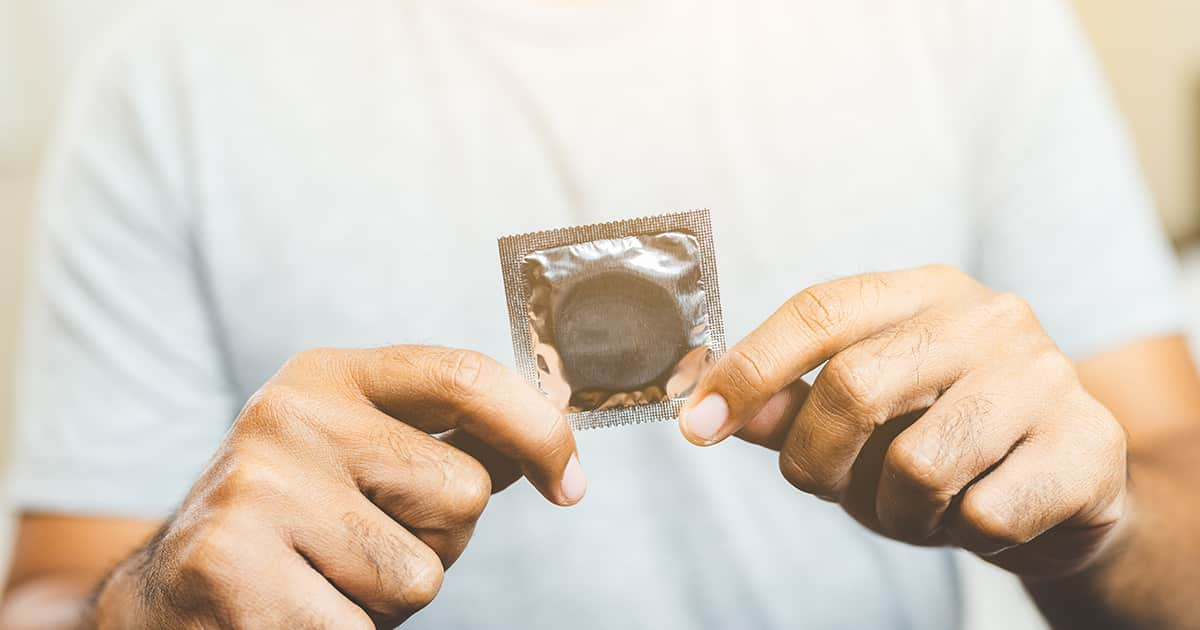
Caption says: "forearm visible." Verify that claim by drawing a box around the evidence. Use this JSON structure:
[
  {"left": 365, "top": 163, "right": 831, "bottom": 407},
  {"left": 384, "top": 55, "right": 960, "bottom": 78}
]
[
  {"left": 1, "top": 551, "right": 160, "bottom": 630},
  {"left": 0, "top": 574, "right": 99, "bottom": 630},
  {"left": 0, "top": 514, "right": 163, "bottom": 630},
  {"left": 1025, "top": 431, "right": 1200, "bottom": 629}
]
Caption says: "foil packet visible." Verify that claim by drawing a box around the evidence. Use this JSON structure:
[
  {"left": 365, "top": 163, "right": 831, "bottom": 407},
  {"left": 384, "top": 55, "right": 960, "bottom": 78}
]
[{"left": 498, "top": 209, "right": 726, "bottom": 430}]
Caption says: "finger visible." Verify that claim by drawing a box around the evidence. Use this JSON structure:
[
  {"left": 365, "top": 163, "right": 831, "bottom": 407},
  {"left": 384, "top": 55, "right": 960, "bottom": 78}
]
[
  {"left": 775, "top": 316, "right": 970, "bottom": 501},
  {"left": 680, "top": 265, "right": 968, "bottom": 445},
  {"left": 291, "top": 493, "right": 446, "bottom": 624},
  {"left": 273, "top": 553, "right": 377, "bottom": 630},
  {"left": 298, "top": 346, "right": 584, "bottom": 505},
  {"left": 970, "top": 512, "right": 1128, "bottom": 578},
  {"left": 343, "top": 414, "right": 493, "bottom": 565},
  {"left": 837, "top": 410, "right": 922, "bottom": 528},
  {"left": 157, "top": 509, "right": 375, "bottom": 629},
  {"left": 734, "top": 380, "right": 809, "bottom": 450},
  {"left": 944, "top": 401, "right": 1127, "bottom": 561},
  {"left": 873, "top": 378, "right": 1032, "bottom": 544},
  {"left": 442, "top": 429, "right": 523, "bottom": 493}
]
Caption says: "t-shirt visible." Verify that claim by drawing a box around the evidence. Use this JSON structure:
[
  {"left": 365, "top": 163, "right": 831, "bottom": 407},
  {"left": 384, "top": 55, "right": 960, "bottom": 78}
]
[{"left": 9, "top": 0, "right": 1182, "bottom": 628}]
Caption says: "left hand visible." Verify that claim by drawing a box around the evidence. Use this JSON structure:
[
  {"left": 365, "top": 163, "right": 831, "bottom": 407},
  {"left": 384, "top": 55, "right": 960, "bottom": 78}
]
[{"left": 680, "top": 265, "right": 1130, "bottom": 577}]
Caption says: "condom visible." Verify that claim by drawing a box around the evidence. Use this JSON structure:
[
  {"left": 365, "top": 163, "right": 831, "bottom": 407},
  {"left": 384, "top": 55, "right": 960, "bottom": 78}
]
[{"left": 499, "top": 209, "right": 726, "bottom": 430}]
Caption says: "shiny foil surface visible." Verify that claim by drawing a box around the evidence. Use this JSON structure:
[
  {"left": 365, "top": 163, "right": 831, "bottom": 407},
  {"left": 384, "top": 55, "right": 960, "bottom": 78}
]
[
  {"left": 499, "top": 210, "right": 726, "bottom": 430},
  {"left": 524, "top": 233, "right": 711, "bottom": 414}
]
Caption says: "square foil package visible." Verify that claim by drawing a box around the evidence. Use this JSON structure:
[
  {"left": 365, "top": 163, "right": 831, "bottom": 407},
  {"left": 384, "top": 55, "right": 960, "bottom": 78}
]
[{"left": 499, "top": 209, "right": 726, "bottom": 430}]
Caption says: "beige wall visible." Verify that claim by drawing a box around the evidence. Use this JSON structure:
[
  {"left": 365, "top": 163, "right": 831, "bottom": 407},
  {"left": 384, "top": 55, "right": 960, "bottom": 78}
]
[{"left": 1072, "top": 0, "right": 1200, "bottom": 240}]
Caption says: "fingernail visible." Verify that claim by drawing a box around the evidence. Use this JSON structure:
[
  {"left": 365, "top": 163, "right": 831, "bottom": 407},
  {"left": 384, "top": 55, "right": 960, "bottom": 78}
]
[
  {"left": 560, "top": 453, "right": 587, "bottom": 505},
  {"left": 683, "top": 393, "right": 729, "bottom": 445}
]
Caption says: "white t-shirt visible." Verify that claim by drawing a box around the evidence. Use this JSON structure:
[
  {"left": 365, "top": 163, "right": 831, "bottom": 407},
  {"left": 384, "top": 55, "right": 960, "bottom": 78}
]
[{"left": 10, "top": 0, "right": 1181, "bottom": 628}]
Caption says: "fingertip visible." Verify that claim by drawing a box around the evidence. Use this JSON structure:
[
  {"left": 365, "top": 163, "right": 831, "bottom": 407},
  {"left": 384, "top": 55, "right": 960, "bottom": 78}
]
[
  {"left": 558, "top": 453, "right": 587, "bottom": 506},
  {"left": 680, "top": 393, "right": 730, "bottom": 446}
]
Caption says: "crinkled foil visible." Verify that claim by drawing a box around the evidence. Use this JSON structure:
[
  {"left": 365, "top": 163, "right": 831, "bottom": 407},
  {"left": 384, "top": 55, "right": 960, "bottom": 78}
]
[{"left": 498, "top": 209, "right": 726, "bottom": 430}]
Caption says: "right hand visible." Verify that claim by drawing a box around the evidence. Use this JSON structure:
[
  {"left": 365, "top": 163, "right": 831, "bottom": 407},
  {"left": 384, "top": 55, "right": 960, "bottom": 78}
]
[{"left": 92, "top": 346, "right": 585, "bottom": 629}]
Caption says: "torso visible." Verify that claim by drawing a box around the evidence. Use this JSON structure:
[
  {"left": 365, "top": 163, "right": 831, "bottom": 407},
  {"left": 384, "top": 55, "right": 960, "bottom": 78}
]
[{"left": 183, "top": 1, "right": 968, "bottom": 626}]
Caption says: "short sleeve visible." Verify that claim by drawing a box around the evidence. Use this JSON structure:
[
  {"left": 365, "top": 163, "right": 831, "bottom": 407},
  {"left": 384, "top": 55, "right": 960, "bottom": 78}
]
[
  {"left": 962, "top": 0, "right": 1184, "bottom": 359},
  {"left": 7, "top": 8, "right": 235, "bottom": 518}
]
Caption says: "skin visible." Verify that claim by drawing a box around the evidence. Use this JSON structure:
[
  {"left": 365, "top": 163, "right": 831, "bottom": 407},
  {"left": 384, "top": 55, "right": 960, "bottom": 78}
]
[
  {"left": 678, "top": 265, "right": 1200, "bottom": 628},
  {"left": 0, "top": 345, "right": 587, "bottom": 629},
  {"left": 2, "top": 266, "right": 1198, "bottom": 627}
]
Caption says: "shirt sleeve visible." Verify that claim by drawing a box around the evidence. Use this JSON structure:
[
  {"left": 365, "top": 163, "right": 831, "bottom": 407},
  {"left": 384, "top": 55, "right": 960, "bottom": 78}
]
[
  {"left": 961, "top": 0, "right": 1184, "bottom": 359},
  {"left": 7, "top": 8, "right": 235, "bottom": 518}
]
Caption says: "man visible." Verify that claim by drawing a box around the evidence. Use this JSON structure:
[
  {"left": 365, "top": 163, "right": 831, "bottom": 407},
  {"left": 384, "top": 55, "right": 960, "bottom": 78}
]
[{"left": 2, "top": 0, "right": 1198, "bottom": 628}]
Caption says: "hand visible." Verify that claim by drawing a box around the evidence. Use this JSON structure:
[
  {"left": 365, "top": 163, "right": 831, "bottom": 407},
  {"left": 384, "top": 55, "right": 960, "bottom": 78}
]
[
  {"left": 92, "top": 346, "right": 586, "bottom": 629},
  {"left": 680, "top": 265, "right": 1129, "bottom": 577}
]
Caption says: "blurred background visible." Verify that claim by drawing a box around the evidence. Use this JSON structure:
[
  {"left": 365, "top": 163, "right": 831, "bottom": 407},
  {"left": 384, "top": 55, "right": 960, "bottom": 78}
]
[{"left": 0, "top": 1, "right": 1198, "bottom": 627}]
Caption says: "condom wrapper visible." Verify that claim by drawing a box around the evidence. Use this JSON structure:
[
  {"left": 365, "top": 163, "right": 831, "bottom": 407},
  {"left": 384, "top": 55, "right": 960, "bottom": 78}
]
[{"left": 499, "top": 209, "right": 726, "bottom": 430}]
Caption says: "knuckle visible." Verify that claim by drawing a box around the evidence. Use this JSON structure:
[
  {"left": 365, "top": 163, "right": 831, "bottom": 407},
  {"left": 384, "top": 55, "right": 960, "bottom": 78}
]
[
  {"left": 723, "top": 346, "right": 774, "bottom": 392},
  {"left": 987, "top": 291, "right": 1036, "bottom": 326},
  {"left": 787, "top": 286, "right": 845, "bottom": 339},
  {"left": 1080, "top": 404, "right": 1128, "bottom": 458},
  {"left": 779, "top": 449, "right": 838, "bottom": 498},
  {"left": 393, "top": 440, "right": 492, "bottom": 529},
  {"left": 239, "top": 385, "right": 290, "bottom": 424},
  {"left": 226, "top": 456, "right": 288, "bottom": 497},
  {"left": 1103, "top": 415, "right": 1128, "bottom": 453},
  {"left": 384, "top": 427, "right": 421, "bottom": 468},
  {"left": 340, "top": 513, "right": 443, "bottom": 613},
  {"left": 403, "top": 549, "right": 446, "bottom": 609},
  {"left": 167, "top": 513, "right": 247, "bottom": 592},
  {"left": 195, "top": 522, "right": 243, "bottom": 569},
  {"left": 925, "top": 263, "right": 969, "bottom": 283},
  {"left": 931, "top": 395, "right": 994, "bottom": 469},
  {"left": 237, "top": 384, "right": 316, "bottom": 435},
  {"left": 432, "top": 349, "right": 495, "bottom": 397},
  {"left": 948, "top": 393, "right": 996, "bottom": 431},
  {"left": 1032, "top": 348, "right": 1076, "bottom": 382},
  {"left": 204, "top": 451, "right": 292, "bottom": 508},
  {"left": 532, "top": 419, "right": 574, "bottom": 469},
  {"left": 885, "top": 437, "right": 950, "bottom": 497},
  {"left": 873, "top": 320, "right": 935, "bottom": 360},
  {"left": 286, "top": 347, "right": 342, "bottom": 374},
  {"left": 960, "top": 491, "right": 1028, "bottom": 548},
  {"left": 823, "top": 353, "right": 883, "bottom": 415},
  {"left": 441, "top": 459, "right": 493, "bottom": 523}
]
